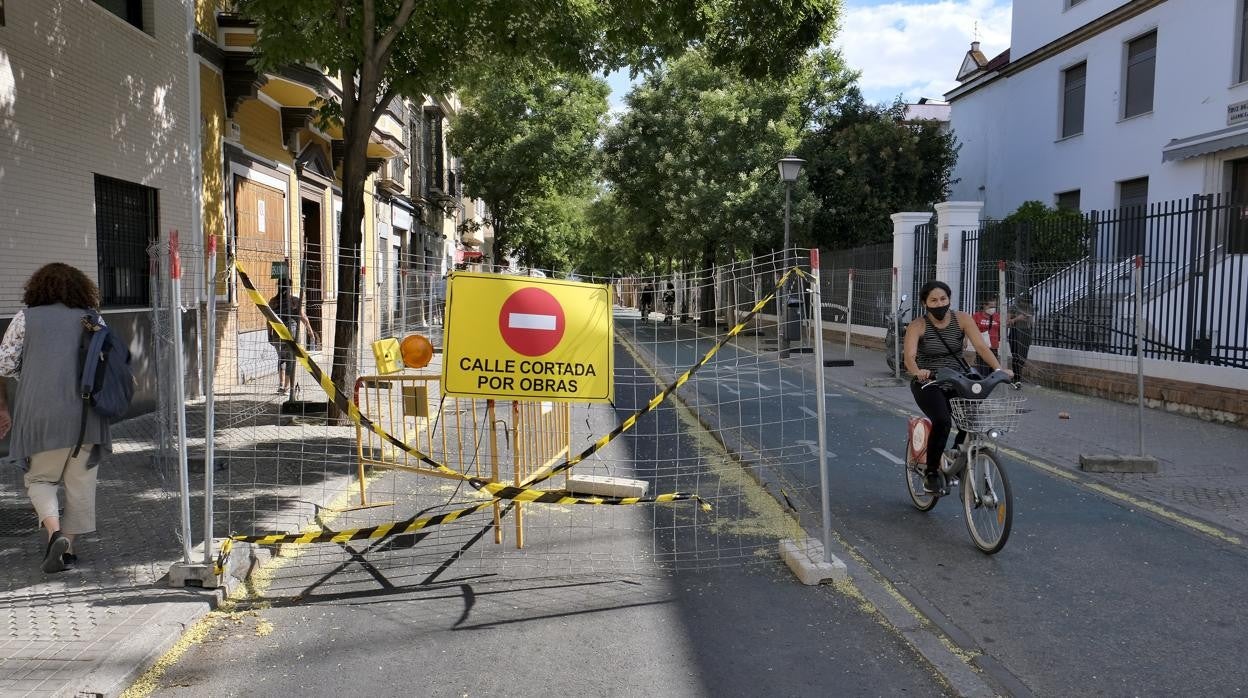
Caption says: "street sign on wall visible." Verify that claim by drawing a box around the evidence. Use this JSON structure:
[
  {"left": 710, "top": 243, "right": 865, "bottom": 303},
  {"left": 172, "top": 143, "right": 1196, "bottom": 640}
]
[{"left": 442, "top": 272, "right": 614, "bottom": 402}]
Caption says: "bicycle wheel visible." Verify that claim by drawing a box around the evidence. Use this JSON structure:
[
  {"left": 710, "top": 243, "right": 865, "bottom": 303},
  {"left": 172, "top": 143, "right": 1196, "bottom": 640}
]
[
  {"left": 905, "top": 439, "right": 938, "bottom": 511},
  {"left": 962, "top": 449, "right": 1012, "bottom": 554}
]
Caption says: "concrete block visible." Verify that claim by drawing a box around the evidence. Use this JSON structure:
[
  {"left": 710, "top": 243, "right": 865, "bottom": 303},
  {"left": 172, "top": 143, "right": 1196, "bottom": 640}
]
[
  {"left": 780, "top": 537, "right": 848, "bottom": 585},
  {"left": 566, "top": 474, "right": 649, "bottom": 498},
  {"left": 1079, "top": 454, "right": 1159, "bottom": 473}
]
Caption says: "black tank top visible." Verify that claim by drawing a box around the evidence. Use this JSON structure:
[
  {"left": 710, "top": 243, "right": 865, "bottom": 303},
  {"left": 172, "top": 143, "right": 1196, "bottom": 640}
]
[{"left": 915, "top": 312, "right": 966, "bottom": 372}]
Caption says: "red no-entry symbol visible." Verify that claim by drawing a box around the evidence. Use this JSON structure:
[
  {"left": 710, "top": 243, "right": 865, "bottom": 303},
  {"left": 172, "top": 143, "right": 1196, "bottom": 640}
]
[{"left": 499, "top": 287, "right": 566, "bottom": 357}]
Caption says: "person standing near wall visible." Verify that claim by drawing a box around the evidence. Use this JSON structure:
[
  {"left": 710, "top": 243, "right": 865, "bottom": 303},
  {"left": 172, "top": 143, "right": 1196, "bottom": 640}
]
[
  {"left": 268, "top": 276, "right": 317, "bottom": 394},
  {"left": 0, "top": 263, "right": 113, "bottom": 573},
  {"left": 971, "top": 298, "right": 1001, "bottom": 376},
  {"left": 1009, "top": 294, "right": 1034, "bottom": 382}
]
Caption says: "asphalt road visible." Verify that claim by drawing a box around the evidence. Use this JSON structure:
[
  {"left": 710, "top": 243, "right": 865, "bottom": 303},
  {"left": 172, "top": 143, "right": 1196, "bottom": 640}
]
[
  {"left": 143, "top": 335, "right": 950, "bottom": 698},
  {"left": 625, "top": 316, "right": 1248, "bottom": 696}
]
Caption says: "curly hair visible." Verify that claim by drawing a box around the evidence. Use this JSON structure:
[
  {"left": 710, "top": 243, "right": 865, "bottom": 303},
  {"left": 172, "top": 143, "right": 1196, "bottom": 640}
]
[{"left": 22, "top": 263, "right": 100, "bottom": 310}]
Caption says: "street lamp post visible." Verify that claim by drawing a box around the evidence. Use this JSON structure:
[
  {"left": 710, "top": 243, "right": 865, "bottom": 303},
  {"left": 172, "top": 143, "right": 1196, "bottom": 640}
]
[{"left": 777, "top": 155, "right": 805, "bottom": 353}]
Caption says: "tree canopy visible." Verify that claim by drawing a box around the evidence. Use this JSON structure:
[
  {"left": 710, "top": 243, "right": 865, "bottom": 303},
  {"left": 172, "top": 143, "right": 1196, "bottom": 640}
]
[
  {"left": 801, "top": 90, "right": 959, "bottom": 250},
  {"left": 447, "top": 71, "right": 609, "bottom": 268},
  {"left": 599, "top": 49, "right": 850, "bottom": 273}
]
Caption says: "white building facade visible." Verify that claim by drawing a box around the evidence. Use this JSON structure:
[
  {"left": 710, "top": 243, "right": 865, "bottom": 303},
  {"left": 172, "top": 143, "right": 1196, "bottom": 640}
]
[{"left": 948, "top": 0, "right": 1248, "bottom": 218}]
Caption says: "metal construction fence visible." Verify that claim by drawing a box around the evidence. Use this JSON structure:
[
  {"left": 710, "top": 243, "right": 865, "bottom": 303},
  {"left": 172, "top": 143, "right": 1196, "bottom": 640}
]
[{"left": 137, "top": 240, "right": 837, "bottom": 585}]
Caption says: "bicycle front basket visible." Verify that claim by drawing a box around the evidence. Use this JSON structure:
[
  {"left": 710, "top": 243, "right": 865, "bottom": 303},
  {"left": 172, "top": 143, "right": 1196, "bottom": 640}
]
[{"left": 949, "top": 396, "right": 1025, "bottom": 434}]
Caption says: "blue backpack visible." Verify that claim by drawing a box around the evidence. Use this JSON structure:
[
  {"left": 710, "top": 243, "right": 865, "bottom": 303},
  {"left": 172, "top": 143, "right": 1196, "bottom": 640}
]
[{"left": 73, "top": 313, "right": 134, "bottom": 456}]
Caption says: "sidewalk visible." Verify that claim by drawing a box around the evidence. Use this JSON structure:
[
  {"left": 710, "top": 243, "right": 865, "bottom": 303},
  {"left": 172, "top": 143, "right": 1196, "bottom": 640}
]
[{"left": 806, "top": 332, "right": 1248, "bottom": 543}]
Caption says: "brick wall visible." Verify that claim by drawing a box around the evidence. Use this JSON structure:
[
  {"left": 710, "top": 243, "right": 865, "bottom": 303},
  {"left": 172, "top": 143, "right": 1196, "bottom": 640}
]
[{"left": 1029, "top": 360, "right": 1248, "bottom": 428}]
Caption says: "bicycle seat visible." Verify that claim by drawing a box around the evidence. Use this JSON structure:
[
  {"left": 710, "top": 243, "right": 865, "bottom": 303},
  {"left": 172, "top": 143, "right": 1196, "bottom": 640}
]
[{"left": 923, "top": 367, "right": 1017, "bottom": 399}]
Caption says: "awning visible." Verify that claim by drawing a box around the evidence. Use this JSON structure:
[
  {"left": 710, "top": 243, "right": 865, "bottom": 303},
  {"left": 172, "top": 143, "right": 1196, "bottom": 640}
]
[{"left": 1162, "top": 124, "right": 1248, "bottom": 162}]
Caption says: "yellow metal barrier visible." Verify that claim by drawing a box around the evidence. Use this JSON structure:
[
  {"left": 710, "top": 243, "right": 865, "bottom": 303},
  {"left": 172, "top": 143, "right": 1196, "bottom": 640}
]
[{"left": 353, "top": 374, "right": 571, "bottom": 548}]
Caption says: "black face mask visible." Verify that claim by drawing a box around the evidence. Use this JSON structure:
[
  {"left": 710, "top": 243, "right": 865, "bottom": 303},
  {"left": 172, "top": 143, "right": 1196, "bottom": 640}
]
[{"left": 928, "top": 304, "right": 951, "bottom": 321}]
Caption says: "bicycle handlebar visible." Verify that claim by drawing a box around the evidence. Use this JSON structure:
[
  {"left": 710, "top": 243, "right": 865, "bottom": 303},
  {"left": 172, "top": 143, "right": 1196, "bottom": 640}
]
[{"left": 920, "top": 368, "right": 1021, "bottom": 398}]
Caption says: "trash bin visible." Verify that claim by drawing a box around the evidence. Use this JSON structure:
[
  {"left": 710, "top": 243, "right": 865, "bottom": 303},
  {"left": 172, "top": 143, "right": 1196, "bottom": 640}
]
[{"left": 785, "top": 298, "right": 802, "bottom": 341}]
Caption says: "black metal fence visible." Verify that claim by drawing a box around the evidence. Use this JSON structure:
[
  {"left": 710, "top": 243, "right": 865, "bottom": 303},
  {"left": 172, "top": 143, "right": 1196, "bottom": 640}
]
[{"left": 962, "top": 194, "right": 1248, "bottom": 369}]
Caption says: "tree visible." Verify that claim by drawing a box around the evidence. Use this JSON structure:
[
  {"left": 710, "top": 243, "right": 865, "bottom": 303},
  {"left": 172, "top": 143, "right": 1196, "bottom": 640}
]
[
  {"left": 238, "top": 0, "right": 840, "bottom": 409},
  {"left": 599, "top": 48, "right": 850, "bottom": 321},
  {"left": 448, "top": 71, "right": 609, "bottom": 268},
  {"left": 800, "top": 90, "right": 959, "bottom": 249}
]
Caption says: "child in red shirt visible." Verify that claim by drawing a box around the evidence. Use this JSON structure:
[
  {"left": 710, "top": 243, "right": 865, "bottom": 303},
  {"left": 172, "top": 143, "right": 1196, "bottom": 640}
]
[{"left": 972, "top": 299, "right": 1000, "bottom": 376}]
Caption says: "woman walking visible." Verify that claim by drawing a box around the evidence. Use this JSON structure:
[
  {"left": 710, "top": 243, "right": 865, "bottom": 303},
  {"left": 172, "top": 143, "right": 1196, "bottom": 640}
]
[{"left": 0, "top": 263, "right": 113, "bottom": 573}]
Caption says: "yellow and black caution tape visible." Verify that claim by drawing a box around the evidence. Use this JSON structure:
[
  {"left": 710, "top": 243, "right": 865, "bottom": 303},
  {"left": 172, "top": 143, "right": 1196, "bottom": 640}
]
[
  {"left": 213, "top": 537, "right": 233, "bottom": 576},
  {"left": 470, "top": 479, "right": 712, "bottom": 511},
  {"left": 230, "top": 482, "right": 711, "bottom": 547},
  {"left": 234, "top": 260, "right": 464, "bottom": 480},
  {"left": 230, "top": 500, "right": 497, "bottom": 546},
  {"left": 519, "top": 267, "right": 802, "bottom": 488}
]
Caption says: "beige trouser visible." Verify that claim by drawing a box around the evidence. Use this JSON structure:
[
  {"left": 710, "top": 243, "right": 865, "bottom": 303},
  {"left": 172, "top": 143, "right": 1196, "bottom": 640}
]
[{"left": 24, "top": 446, "right": 97, "bottom": 535}]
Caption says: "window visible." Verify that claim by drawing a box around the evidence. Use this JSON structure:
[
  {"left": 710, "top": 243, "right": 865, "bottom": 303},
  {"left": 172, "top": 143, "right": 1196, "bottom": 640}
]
[
  {"left": 1067, "top": 0, "right": 1086, "bottom": 7},
  {"left": 1123, "top": 31, "right": 1156, "bottom": 118},
  {"left": 1230, "top": 159, "right": 1248, "bottom": 253},
  {"left": 1240, "top": 0, "right": 1248, "bottom": 83},
  {"left": 1061, "top": 62, "right": 1086, "bottom": 138},
  {"left": 1056, "top": 190, "right": 1081, "bottom": 212},
  {"left": 92, "top": 0, "right": 143, "bottom": 30},
  {"left": 422, "top": 108, "right": 444, "bottom": 195},
  {"left": 1116, "top": 177, "right": 1149, "bottom": 257},
  {"left": 94, "top": 175, "right": 158, "bottom": 307}
]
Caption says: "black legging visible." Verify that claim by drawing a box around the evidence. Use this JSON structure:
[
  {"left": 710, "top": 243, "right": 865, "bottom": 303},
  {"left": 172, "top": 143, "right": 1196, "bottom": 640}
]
[
  {"left": 1009, "top": 328, "right": 1032, "bottom": 381},
  {"left": 911, "top": 380, "right": 967, "bottom": 474}
]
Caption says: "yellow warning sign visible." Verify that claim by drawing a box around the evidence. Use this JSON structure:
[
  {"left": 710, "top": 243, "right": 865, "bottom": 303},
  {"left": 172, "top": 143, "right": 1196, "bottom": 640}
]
[{"left": 442, "top": 272, "right": 614, "bottom": 402}]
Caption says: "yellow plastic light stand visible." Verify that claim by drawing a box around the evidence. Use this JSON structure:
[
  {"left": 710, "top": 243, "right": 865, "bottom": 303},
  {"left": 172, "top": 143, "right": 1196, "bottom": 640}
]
[{"left": 372, "top": 337, "right": 403, "bottom": 374}]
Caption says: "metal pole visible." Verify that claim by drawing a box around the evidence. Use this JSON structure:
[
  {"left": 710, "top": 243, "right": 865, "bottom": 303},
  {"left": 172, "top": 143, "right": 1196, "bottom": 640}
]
[
  {"left": 168, "top": 230, "right": 194, "bottom": 565},
  {"left": 1135, "top": 255, "right": 1146, "bottom": 456},
  {"left": 781, "top": 183, "right": 791, "bottom": 352},
  {"left": 845, "top": 268, "right": 854, "bottom": 357},
  {"left": 809, "top": 249, "right": 834, "bottom": 564},
  {"left": 892, "top": 267, "right": 901, "bottom": 380},
  {"left": 997, "top": 260, "right": 1011, "bottom": 369},
  {"left": 202, "top": 236, "right": 218, "bottom": 566}
]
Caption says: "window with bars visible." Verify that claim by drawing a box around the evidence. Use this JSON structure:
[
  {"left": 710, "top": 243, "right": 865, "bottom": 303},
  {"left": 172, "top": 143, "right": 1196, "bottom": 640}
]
[
  {"left": 94, "top": 174, "right": 158, "bottom": 307},
  {"left": 1061, "top": 62, "right": 1086, "bottom": 138},
  {"left": 1123, "top": 31, "right": 1156, "bottom": 119}
]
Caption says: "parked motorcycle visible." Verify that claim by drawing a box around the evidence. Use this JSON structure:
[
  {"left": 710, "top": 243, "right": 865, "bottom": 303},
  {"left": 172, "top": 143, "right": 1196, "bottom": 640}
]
[{"left": 884, "top": 294, "right": 909, "bottom": 373}]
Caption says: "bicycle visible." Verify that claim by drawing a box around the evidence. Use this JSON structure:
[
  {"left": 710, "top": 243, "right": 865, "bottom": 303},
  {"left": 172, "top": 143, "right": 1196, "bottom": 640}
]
[
  {"left": 904, "top": 368, "right": 1023, "bottom": 554},
  {"left": 884, "top": 295, "right": 909, "bottom": 373}
]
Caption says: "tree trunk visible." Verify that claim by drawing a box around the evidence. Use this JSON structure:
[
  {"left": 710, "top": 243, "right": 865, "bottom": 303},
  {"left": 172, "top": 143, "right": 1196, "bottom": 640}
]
[
  {"left": 698, "top": 239, "right": 716, "bottom": 327},
  {"left": 328, "top": 112, "right": 374, "bottom": 421}
]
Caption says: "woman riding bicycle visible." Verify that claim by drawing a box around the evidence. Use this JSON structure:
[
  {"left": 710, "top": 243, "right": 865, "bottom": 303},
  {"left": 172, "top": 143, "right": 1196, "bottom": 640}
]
[{"left": 903, "top": 280, "right": 1011, "bottom": 493}]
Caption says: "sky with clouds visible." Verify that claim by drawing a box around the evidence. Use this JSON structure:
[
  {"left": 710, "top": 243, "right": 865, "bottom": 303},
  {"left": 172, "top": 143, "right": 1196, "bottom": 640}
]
[{"left": 604, "top": 0, "right": 1012, "bottom": 111}]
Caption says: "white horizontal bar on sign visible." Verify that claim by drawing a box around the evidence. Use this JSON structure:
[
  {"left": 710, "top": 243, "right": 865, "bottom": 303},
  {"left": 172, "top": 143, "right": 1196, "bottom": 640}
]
[{"left": 509, "top": 313, "right": 557, "bottom": 331}]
